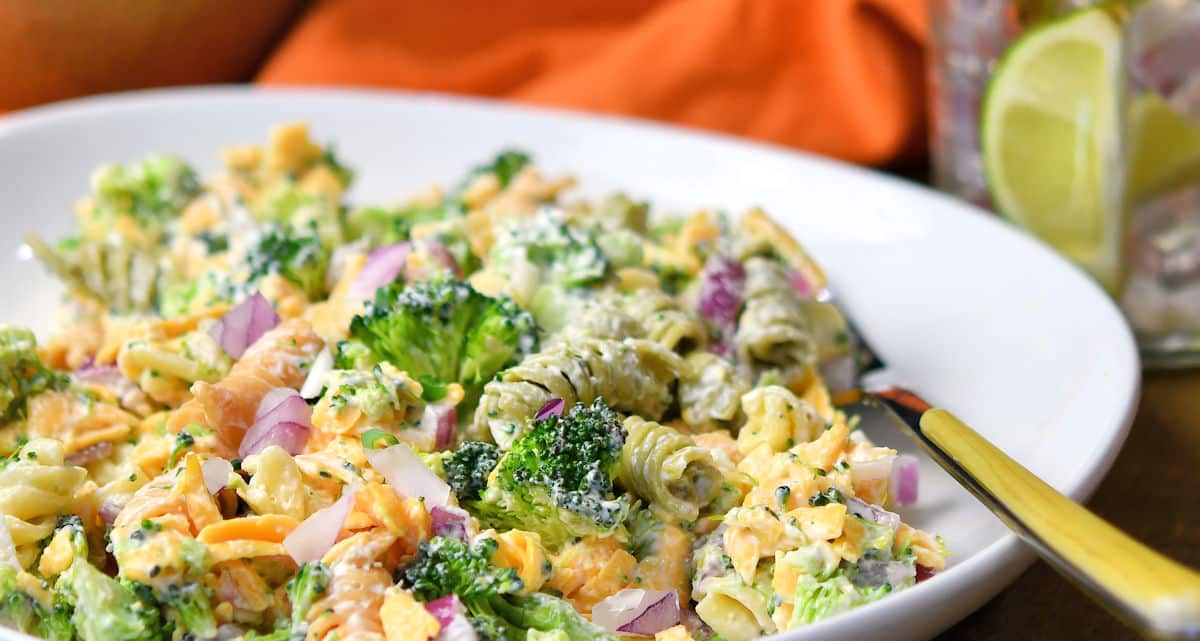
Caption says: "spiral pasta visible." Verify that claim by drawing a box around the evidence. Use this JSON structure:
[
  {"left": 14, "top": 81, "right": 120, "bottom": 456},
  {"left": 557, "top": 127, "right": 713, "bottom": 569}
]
[
  {"left": 619, "top": 416, "right": 725, "bottom": 523},
  {"left": 306, "top": 529, "right": 398, "bottom": 641},
  {"left": 473, "top": 337, "right": 684, "bottom": 447},
  {"left": 166, "top": 318, "right": 325, "bottom": 458},
  {"left": 615, "top": 289, "right": 707, "bottom": 354},
  {"left": 678, "top": 352, "right": 749, "bottom": 432},
  {"left": 0, "top": 439, "right": 88, "bottom": 569},
  {"left": 735, "top": 256, "right": 816, "bottom": 372}
]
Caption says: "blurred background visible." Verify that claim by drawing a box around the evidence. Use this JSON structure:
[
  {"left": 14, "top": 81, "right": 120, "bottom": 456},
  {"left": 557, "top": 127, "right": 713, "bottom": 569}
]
[{"left": 2, "top": 1, "right": 1198, "bottom": 639}]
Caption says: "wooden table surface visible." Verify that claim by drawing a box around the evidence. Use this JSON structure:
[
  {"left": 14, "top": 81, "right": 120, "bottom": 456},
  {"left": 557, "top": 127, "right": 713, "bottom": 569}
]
[{"left": 936, "top": 370, "right": 1200, "bottom": 639}]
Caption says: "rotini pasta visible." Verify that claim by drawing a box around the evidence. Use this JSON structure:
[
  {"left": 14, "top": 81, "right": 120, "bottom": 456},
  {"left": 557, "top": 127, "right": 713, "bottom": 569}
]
[
  {"left": 735, "top": 256, "right": 817, "bottom": 372},
  {"left": 473, "top": 337, "right": 684, "bottom": 447},
  {"left": 615, "top": 289, "right": 707, "bottom": 354},
  {"left": 619, "top": 416, "right": 725, "bottom": 523},
  {"left": 0, "top": 439, "right": 88, "bottom": 569}
]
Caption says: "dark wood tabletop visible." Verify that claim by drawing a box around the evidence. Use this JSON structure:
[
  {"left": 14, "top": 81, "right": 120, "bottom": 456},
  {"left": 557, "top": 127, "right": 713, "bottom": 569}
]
[{"left": 936, "top": 370, "right": 1200, "bottom": 640}]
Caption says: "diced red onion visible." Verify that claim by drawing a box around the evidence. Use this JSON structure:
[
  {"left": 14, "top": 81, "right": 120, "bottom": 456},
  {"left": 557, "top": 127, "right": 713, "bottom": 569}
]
[
  {"left": 65, "top": 441, "right": 113, "bottom": 466},
  {"left": 240, "top": 388, "right": 313, "bottom": 457},
  {"left": 852, "top": 559, "right": 916, "bottom": 589},
  {"left": 430, "top": 505, "right": 470, "bottom": 541},
  {"left": 349, "top": 242, "right": 412, "bottom": 300},
  {"left": 73, "top": 364, "right": 123, "bottom": 387},
  {"left": 789, "top": 269, "right": 813, "bottom": 298},
  {"left": 891, "top": 454, "right": 920, "bottom": 507},
  {"left": 915, "top": 564, "right": 936, "bottom": 583},
  {"left": 283, "top": 483, "right": 358, "bottom": 564},
  {"left": 364, "top": 443, "right": 451, "bottom": 507},
  {"left": 592, "top": 589, "right": 680, "bottom": 637},
  {"left": 209, "top": 292, "right": 279, "bottom": 359},
  {"left": 424, "top": 594, "right": 467, "bottom": 629},
  {"left": 300, "top": 348, "right": 334, "bottom": 400},
  {"left": 534, "top": 398, "right": 565, "bottom": 421},
  {"left": 697, "top": 255, "right": 745, "bottom": 328},
  {"left": 423, "top": 241, "right": 463, "bottom": 278},
  {"left": 845, "top": 496, "right": 901, "bottom": 531},
  {"left": 98, "top": 499, "right": 122, "bottom": 526},
  {"left": 436, "top": 614, "right": 478, "bottom": 641},
  {"left": 202, "top": 457, "right": 235, "bottom": 495},
  {"left": 420, "top": 401, "right": 458, "bottom": 451}
]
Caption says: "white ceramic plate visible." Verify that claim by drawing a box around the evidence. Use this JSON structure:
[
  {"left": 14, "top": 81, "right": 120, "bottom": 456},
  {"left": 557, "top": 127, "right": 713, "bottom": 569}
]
[{"left": 0, "top": 87, "right": 1139, "bottom": 641}]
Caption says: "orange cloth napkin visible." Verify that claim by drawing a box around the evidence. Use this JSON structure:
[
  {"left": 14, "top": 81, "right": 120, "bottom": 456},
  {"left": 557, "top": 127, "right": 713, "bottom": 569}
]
[{"left": 258, "top": 0, "right": 929, "bottom": 165}]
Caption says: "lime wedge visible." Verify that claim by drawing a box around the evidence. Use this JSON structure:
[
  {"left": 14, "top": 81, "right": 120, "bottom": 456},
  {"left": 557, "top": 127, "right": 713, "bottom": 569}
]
[
  {"left": 982, "top": 7, "right": 1124, "bottom": 291},
  {"left": 1127, "top": 92, "right": 1200, "bottom": 205}
]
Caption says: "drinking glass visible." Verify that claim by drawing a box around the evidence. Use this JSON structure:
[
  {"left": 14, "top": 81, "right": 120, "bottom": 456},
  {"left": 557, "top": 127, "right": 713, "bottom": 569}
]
[{"left": 928, "top": 0, "right": 1200, "bottom": 367}]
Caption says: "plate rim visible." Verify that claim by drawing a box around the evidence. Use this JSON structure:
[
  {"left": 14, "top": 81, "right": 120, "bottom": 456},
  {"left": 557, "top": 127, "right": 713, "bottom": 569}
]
[{"left": 0, "top": 85, "right": 1142, "bottom": 640}]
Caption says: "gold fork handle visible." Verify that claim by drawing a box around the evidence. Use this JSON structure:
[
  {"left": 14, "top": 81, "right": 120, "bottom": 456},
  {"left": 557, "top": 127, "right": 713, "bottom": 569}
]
[{"left": 920, "top": 409, "right": 1200, "bottom": 639}]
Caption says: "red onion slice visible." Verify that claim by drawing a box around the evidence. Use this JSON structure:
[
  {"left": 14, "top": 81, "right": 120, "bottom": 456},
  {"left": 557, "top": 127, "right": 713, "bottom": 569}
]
[
  {"left": 845, "top": 496, "right": 901, "bottom": 531},
  {"left": 241, "top": 389, "right": 313, "bottom": 457},
  {"left": 300, "top": 348, "right": 333, "bottom": 400},
  {"left": 915, "top": 564, "right": 936, "bottom": 583},
  {"left": 240, "top": 421, "right": 310, "bottom": 458},
  {"left": 420, "top": 401, "right": 458, "bottom": 451},
  {"left": 283, "top": 483, "right": 358, "bottom": 564},
  {"left": 789, "top": 269, "right": 813, "bottom": 298},
  {"left": 202, "top": 457, "right": 235, "bottom": 495},
  {"left": 209, "top": 293, "right": 280, "bottom": 359},
  {"left": 592, "top": 589, "right": 679, "bottom": 637},
  {"left": 424, "top": 594, "right": 467, "bottom": 629},
  {"left": 364, "top": 443, "right": 451, "bottom": 507},
  {"left": 423, "top": 241, "right": 463, "bottom": 278},
  {"left": 73, "top": 364, "right": 123, "bottom": 387},
  {"left": 349, "top": 242, "right": 411, "bottom": 300},
  {"left": 430, "top": 505, "right": 470, "bottom": 541},
  {"left": 891, "top": 454, "right": 919, "bottom": 507},
  {"left": 533, "top": 398, "right": 564, "bottom": 421},
  {"left": 436, "top": 614, "right": 478, "bottom": 641},
  {"left": 697, "top": 255, "right": 745, "bottom": 328},
  {"left": 98, "top": 499, "right": 122, "bottom": 526},
  {"left": 65, "top": 441, "right": 113, "bottom": 466}
]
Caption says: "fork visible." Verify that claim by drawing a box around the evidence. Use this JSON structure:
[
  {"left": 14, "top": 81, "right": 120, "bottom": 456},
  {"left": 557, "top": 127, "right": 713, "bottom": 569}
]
[{"left": 831, "top": 304, "right": 1200, "bottom": 640}]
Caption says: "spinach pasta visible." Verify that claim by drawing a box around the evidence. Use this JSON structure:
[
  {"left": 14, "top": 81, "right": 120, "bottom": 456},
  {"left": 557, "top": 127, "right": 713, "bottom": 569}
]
[{"left": 618, "top": 416, "right": 727, "bottom": 523}]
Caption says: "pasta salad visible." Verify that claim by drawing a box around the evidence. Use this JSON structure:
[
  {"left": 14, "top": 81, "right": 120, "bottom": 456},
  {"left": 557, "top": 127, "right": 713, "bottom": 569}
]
[{"left": 0, "top": 123, "right": 945, "bottom": 641}]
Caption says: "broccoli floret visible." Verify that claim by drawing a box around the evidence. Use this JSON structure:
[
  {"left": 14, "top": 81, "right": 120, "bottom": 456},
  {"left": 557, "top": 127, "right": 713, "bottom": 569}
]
[
  {"left": 89, "top": 155, "right": 201, "bottom": 229},
  {"left": 344, "top": 204, "right": 448, "bottom": 247},
  {"left": 158, "top": 272, "right": 236, "bottom": 318},
  {"left": 490, "top": 593, "right": 615, "bottom": 641},
  {"left": 252, "top": 182, "right": 345, "bottom": 250},
  {"left": 0, "top": 326, "right": 68, "bottom": 422},
  {"left": 455, "top": 150, "right": 531, "bottom": 197},
  {"left": 489, "top": 210, "right": 609, "bottom": 288},
  {"left": 403, "top": 537, "right": 523, "bottom": 603},
  {"left": 0, "top": 564, "right": 75, "bottom": 641},
  {"left": 336, "top": 279, "right": 537, "bottom": 396},
  {"left": 401, "top": 536, "right": 614, "bottom": 641},
  {"left": 245, "top": 223, "right": 330, "bottom": 300},
  {"left": 790, "top": 565, "right": 891, "bottom": 626},
  {"left": 158, "top": 582, "right": 215, "bottom": 639},
  {"left": 467, "top": 399, "right": 630, "bottom": 547},
  {"left": 287, "top": 562, "right": 331, "bottom": 638},
  {"left": 443, "top": 441, "right": 501, "bottom": 502},
  {"left": 57, "top": 559, "right": 163, "bottom": 641},
  {"left": 322, "top": 363, "right": 424, "bottom": 423}
]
